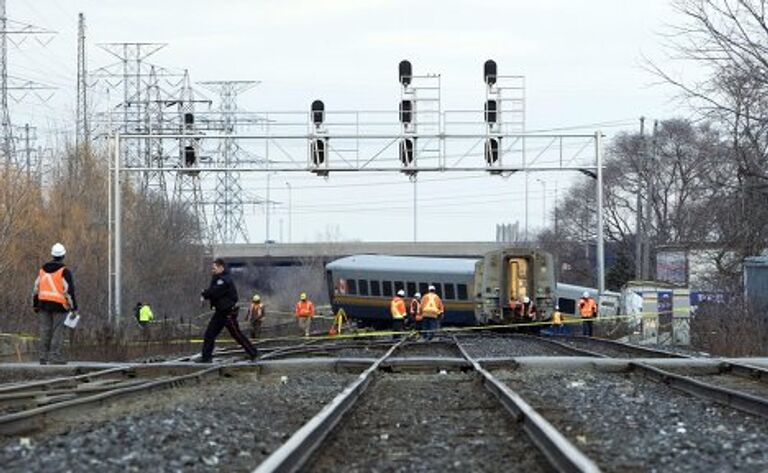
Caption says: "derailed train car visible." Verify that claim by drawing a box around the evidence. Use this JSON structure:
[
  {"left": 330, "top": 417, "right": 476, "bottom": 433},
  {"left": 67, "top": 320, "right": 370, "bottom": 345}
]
[{"left": 325, "top": 247, "right": 556, "bottom": 328}]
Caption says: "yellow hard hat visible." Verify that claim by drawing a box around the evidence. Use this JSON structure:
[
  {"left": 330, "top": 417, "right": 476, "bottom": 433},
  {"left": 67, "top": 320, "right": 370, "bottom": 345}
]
[
  {"left": 252, "top": 294, "right": 261, "bottom": 302},
  {"left": 300, "top": 292, "right": 307, "bottom": 300}
]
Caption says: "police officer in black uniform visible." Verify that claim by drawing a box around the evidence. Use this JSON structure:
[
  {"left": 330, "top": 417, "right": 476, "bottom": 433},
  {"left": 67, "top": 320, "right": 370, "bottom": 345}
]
[{"left": 199, "top": 258, "right": 258, "bottom": 363}]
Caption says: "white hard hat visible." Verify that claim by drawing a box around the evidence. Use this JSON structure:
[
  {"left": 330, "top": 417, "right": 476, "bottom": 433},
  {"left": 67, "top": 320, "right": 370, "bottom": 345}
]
[
  {"left": 414, "top": 292, "right": 422, "bottom": 298},
  {"left": 582, "top": 291, "right": 590, "bottom": 298},
  {"left": 428, "top": 285, "right": 436, "bottom": 292},
  {"left": 397, "top": 289, "right": 405, "bottom": 297},
  {"left": 51, "top": 243, "right": 66, "bottom": 258},
  {"left": 523, "top": 296, "right": 530, "bottom": 304}
]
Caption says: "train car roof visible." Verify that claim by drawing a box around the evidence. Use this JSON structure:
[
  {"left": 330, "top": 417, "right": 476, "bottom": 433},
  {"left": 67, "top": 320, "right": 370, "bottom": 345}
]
[{"left": 327, "top": 254, "right": 478, "bottom": 275}]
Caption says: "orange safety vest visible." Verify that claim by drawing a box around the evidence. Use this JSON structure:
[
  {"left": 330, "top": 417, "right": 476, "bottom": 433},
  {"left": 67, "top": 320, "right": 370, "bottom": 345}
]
[
  {"left": 37, "top": 267, "right": 69, "bottom": 308},
  {"left": 420, "top": 293, "right": 443, "bottom": 318},
  {"left": 410, "top": 298, "right": 422, "bottom": 321},
  {"left": 579, "top": 298, "right": 597, "bottom": 318},
  {"left": 295, "top": 300, "right": 315, "bottom": 318},
  {"left": 390, "top": 297, "right": 407, "bottom": 319}
]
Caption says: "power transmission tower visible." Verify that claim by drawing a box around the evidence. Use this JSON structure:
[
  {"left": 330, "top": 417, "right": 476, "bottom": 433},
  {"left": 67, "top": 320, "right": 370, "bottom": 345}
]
[
  {"left": 0, "top": 0, "right": 55, "bottom": 167},
  {"left": 95, "top": 42, "right": 167, "bottom": 185},
  {"left": 76, "top": 12, "right": 89, "bottom": 154},
  {"left": 199, "top": 80, "right": 258, "bottom": 243},
  {"left": 144, "top": 64, "right": 166, "bottom": 195},
  {"left": 173, "top": 70, "right": 210, "bottom": 239}
]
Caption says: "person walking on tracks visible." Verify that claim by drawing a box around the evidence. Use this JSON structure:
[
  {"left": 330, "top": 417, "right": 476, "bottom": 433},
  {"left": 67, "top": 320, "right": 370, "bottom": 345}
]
[
  {"left": 32, "top": 243, "right": 77, "bottom": 365},
  {"left": 199, "top": 258, "right": 258, "bottom": 363},
  {"left": 295, "top": 293, "right": 315, "bottom": 337},
  {"left": 579, "top": 291, "right": 598, "bottom": 337},
  {"left": 420, "top": 286, "right": 444, "bottom": 341},
  {"left": 390, "top": 289, "right": 407, "bottom": 338},
  {"left": 247, "top": 294, "right": 265, "bottom": 339}
]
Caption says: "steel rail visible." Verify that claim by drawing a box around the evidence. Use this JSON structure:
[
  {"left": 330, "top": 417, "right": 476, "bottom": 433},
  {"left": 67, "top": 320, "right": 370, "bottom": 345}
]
[
  {"left": 0, "top": 366, "right": 135, "bottom": 395},
  {"left": 629, "top": 362, "right": 768, "bottom": 419},
  {"left": 562, "top": 335, "right": 691, "bottom": 359},
  {"left": 540, "top": 337, "right": 768, "bottom": 419},
  {"left": 0, "top": 365, "right": 225, "bottom": 436},
  {"left": 253, "top": 339, "right": 405, "bottom": 473},
  {"left": 453, "top": 337, "right": 601, "bottom": 473}
]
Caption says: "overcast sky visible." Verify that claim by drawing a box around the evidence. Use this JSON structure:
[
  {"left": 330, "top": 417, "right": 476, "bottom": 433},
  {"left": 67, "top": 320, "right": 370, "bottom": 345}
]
[{"left": 12, "top": 0, "right": 690, "bottom": 244}]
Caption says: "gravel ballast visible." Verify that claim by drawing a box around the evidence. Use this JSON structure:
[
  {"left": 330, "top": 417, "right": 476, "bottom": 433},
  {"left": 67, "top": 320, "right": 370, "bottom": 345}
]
[
  {"left": 498, "top": 367, "right": 768, "bottom": 472},
  {"left": 459, "top": 335, "right": 566, "bottom": 358},
  {"left": 304, "top": 373, "right": 553, "bottom": 472},
  {"left": 0, "top": 371, "right": 355, "bottom": 472}
]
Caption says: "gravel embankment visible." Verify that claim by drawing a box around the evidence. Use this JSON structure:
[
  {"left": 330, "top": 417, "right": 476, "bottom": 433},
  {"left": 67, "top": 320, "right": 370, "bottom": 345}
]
[
  {"left": 304, "top": 373, "right": 553, "bottom": 472},
  {"left": 0, "top": 371, "right": 355, "bottom": 472},
  {"left": 498, "top": 367, "right": 768, "bottom": 472},
  {"left": 459, "top": 335, "right": 566, "bottom": 358}
]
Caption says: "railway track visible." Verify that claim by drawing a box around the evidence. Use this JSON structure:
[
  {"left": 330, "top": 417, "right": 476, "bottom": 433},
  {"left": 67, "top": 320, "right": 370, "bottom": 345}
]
[
  {"left": 540, "top": 335, "right": 768, "bottom": 420},
  {"left": 254, "top": 337, "right": 600, "bottom": 473}
]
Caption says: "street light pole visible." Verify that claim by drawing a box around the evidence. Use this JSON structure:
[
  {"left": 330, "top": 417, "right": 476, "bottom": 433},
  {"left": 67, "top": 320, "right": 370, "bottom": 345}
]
[
  {"left": 265, "top": 172, "right": 271, "bottom": 242},
  {"left": 285, "top": 181, "right": 292, "bottom": 243},
  {"left": 536, "top": 178, "right": 546, "bottom": 228}
]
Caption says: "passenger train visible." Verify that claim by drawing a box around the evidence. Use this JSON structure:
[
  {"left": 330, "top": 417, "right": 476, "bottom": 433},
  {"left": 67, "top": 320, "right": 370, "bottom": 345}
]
[{"left": 325, "top": 247, "right": 561, "bottom": 328}]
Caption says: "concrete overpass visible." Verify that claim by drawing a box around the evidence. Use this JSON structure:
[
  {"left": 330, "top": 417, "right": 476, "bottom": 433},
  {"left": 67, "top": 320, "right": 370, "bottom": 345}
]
[{"left": 215, "top": 241, "right": 510, "bottom": 267}]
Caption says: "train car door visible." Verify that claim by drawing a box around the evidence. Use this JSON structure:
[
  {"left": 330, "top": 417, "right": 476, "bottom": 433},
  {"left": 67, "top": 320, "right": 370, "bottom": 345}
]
[{"left": 507, "top": 257, "right": 529, "bottom": 304}]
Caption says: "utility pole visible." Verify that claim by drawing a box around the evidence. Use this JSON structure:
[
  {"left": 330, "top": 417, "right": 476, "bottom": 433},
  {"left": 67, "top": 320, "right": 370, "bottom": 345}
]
[
  {"left": 23, "top": 123, "right": 29, "bottom": 180},
  {"left": 76, "top": 13, "right": 88, "bottom": 155},
  {"left": 642, "top": 120, "right": 658, "bottom": 280},
  {"left": 635, "top": 117, "right": 645, "bottom": 280},
  {"left": 413, "top": 177, "right": 418, "bottom": 242}
]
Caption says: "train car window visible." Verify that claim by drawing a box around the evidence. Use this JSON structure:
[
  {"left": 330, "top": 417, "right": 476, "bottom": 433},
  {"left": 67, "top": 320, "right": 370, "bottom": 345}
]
[
  {"left": 370, "top": 280, "right": 381, "bottom": 296},
  {"left": 418, "top": 282, "right": 428, "bottom": 295},
  {"left": 430, "top": 283, "right": 443, "bottom": 297},
  {"left": 347, "top": 279, "right": 357, "bottom": 295},
  {"left": 457, "top": 284, "right": 468, "bottom": 300},
  {"left": 358, "top": 279, "right": 369, "bottom": 296},
  {"left": 558, "top": 297, "right": 576, "bottom": 315},
  {"left": 444, "top": 283, "right": 456, "bottom": 300},
  {"left": 382, "top": 281, "right": 393, "bottom": 297},
  {"left": 394, "top": 281, "right": 405, "bottom": 294},
  {"left": 406, "top": 282, "right": 416, "bottom": 297}
]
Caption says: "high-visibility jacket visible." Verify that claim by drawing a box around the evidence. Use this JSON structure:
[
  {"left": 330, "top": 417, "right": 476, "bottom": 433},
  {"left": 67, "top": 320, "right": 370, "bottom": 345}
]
[
  {"left": 249, "top": 303, "right": 264, "bottom": 321},
  {"left": 37, "top": 267, "right": 70, "bottom": 309},
  {"left": 420, "top": 293, "right": 443, "bottom": 318},
  {"left": 409, "top": 298, "right": 422, "bottom": 321},
  {"left": 552, "top": 310, "right": 563, "bottom": 326},
  {"left": 390, "top": 297, "right": 407, "bottom": 319},
  {"left": 295, "top": 300, "right": 315, "bottom": 318},
  {"left": 139, "top": 305, "right": 154, "bottom": 322},
  {"left": 579, "top": 297, "right": 597, "bottom": 318}
]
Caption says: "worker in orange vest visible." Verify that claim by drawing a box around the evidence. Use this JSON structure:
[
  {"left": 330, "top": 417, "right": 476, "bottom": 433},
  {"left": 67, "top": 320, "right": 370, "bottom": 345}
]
[
  {"left": 32, "top": 243, "right": 77, "bottom": 365},
  {"left": 409, "top": 292, "right": 422, "bottom": 331},
  {"left": 390, "top": 289, "right": 407, "bottom": 338},
  {"left": 420, "top": 286, "right": 444, "bottom": 341},
  {"left": 579, "top": 291, "right": 598, "bottom": 337},
  {"left": 295, "top": 293, "right": 315, "bottom": 337},
  {"left": 247, "top": 294, "right": 265, "bottom": 339}
]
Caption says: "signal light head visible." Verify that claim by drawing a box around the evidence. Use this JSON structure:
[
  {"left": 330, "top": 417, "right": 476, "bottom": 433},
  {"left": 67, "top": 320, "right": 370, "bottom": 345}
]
[
  {"left": 484, "top": 59, "right": 497, "bottom": 86},
  {"left": 399, "top": 60, "right": 412, "bottom": 87},
  {"left": 311, "top": 100, "right": 325, "bottom": 126}
]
